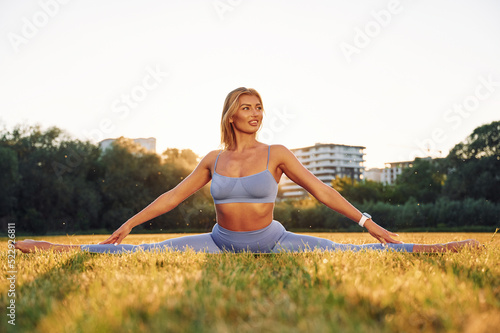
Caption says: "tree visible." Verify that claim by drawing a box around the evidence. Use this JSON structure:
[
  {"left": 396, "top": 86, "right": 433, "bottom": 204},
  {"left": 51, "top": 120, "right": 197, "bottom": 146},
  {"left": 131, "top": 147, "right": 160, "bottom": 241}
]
[
  {"left": 392, "top": 158, "right": 446, "bottom": 204},
  {"left": 444, "top": 120, "right": 500, "bottom": 202},
  {"left": 331, "top": 176, "right": 393, "bottom": 204},
  {"left": 162, "top": 148, "right": 199, "bottom": 171},
  {"left": 0, "top": 124, "right": 103, "bottom": 233},
  {"left": 448, "top": 120, "right": 499, "bottom": 160},
  {"left": 0, "top": 147, "right": 19, "bottom": 224},
  {"left": 99, "top": 139, "right": 171, "bottom": 230}
]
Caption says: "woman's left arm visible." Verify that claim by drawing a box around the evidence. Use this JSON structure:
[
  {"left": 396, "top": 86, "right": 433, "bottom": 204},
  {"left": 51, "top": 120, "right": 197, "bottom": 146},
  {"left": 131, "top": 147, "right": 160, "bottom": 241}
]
[{"left": 275, "top": 145, "right": 401, "bottom": 245}]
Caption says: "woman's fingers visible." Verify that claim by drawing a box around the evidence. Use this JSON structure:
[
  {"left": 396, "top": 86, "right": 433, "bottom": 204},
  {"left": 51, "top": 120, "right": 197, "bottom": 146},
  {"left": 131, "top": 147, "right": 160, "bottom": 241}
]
[
  {"left": 99, "top": 233, "right": 118, "bottom": 245},
  {"left": 386, "top": 230, "right": 403, "bottom": 243},
  {"left": 98, "top": 224, "right": 131, "bottom": 245},
  {"left": 98, "top": 238, "right": 111, "bottom": 245},
  {"left": 369, "top": 228, "right": 402, "bottom": 245},
  {"left": 365, "top": 218, "right": 404, "bottom": 246},
  {"left": 98, "top": 237, "right": 110, "bottom": 245},
  {"left": 93, "top": 222, "right": 129, "bottom": 245},
  {"left": 378, "top": 231, "right": 402, "bottom": 244},
  {"left": 384, "top": 235, "right": 403, "bottom": 244}
]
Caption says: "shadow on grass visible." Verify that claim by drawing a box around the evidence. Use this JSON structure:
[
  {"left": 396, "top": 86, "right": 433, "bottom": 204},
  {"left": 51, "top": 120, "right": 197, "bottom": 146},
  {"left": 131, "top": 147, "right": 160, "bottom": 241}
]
[
  {"left": 414, "top": 253, "right": 500, "bottom": 290},
  {"left": 9, "top": 251, "right": 94, "bottom": 332},
  {"left": 139, "top": 253, "right": 395, "bottom": 332}
]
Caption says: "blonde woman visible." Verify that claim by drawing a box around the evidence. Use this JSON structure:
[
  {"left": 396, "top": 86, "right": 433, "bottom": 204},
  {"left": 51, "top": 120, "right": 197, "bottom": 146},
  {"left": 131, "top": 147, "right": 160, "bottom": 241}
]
[{"left": 15, "top": 87, "right": 480, "bottom": 254}]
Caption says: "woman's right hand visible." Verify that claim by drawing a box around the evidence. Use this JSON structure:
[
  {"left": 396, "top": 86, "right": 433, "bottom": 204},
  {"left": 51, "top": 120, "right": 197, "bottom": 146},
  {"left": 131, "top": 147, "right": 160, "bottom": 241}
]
[{"left": 99, "top": 222, "right": 133, "bottom": 245}]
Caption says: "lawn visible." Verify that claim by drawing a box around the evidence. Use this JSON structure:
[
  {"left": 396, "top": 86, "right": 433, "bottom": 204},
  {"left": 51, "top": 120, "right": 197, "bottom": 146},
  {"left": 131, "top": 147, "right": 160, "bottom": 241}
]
[{"left": 2, "top": 232, "right": 499, "bottom": 333}]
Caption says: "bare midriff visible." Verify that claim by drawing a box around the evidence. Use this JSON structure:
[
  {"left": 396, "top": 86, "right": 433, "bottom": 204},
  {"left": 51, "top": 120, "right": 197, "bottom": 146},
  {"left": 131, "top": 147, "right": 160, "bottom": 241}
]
[{"left": 215, "top": 202, "right": 275, "bottom": 231}]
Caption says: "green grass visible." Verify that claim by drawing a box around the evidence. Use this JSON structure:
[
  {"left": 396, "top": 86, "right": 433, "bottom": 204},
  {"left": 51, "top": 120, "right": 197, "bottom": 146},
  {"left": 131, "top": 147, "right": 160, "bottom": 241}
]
[{"left": 2, "top": 233, "right": 499, "bottom": 333}]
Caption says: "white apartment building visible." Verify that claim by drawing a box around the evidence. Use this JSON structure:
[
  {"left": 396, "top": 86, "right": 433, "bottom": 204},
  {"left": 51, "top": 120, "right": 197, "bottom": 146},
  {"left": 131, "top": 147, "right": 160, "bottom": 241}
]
[
  {"left": 280, "top": 143, "right": 366, "bottom": 198},
  {"left": 99, "top": 137, "right": 157, "bottom": 154},
  {"left": 381, "top": 161, "right": 413, "bottom": 185},
  {"left": 364, "top": 168, "right": 383, "bottom": 182},
  {"left": 381, "top": 157, "right": 432, "bottom": 185}
]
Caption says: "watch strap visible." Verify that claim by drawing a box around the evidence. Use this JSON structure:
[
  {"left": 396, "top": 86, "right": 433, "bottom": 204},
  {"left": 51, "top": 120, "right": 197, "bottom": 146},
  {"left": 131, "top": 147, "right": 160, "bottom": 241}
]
[{"left": 358, "top": 213, "right": 370, "bottom": 227}]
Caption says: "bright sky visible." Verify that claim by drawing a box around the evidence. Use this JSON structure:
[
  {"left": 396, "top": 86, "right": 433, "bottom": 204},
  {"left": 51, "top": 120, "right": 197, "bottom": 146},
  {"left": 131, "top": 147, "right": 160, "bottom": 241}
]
[{"left": 1, "top": 0, "right": 499, "bottom": 168}]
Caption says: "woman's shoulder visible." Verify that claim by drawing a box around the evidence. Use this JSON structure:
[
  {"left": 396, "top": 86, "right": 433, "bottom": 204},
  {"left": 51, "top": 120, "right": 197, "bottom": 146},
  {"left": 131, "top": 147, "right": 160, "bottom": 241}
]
[
  {"left": 269, "top": 144, "right": 289, "bottom": 150},
  {"left": 269, "top": 144, "right": 297, "bottom": 164},
  {"left": 197, "top": 149, "right": 222, "bottom": 167},
  {"left": 270, "top": 144, "right": 293, "bottom": 155},
  {"left": 206, "top": 148, "right": 223, "bottom": 156}
]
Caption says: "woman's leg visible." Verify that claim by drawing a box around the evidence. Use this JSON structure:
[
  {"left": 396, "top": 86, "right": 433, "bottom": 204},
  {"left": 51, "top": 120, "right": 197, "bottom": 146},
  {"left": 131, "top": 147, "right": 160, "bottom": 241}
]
[
  {"left": 273, "top": 231, "right": 481, "bottom": 253},
  {"left": 273, "top": 231, "right": 415, "bottom": 252},
  {"left": 413, "top": 239, "right": 481, "bottom": 253},
  {"left": 15, "top": 239, "right": 81, "bottom": 253},
  {"left": 15, "top": 234, "right": 222, "bottom": 254},
  {"left": 81, "top": 233, "right": 221, "bottom": 254}
]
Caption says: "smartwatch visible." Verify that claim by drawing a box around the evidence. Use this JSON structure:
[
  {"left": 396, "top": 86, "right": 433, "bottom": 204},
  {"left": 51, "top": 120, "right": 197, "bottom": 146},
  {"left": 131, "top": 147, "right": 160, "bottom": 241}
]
[{"left": 358, "top": 212, "right": 371, "bottom": 227}]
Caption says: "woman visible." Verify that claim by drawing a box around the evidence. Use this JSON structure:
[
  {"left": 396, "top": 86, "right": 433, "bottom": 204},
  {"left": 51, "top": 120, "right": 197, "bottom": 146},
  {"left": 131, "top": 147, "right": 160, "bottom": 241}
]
[{"left": 15, "top": 87, "right": 480, "bottom": 254}]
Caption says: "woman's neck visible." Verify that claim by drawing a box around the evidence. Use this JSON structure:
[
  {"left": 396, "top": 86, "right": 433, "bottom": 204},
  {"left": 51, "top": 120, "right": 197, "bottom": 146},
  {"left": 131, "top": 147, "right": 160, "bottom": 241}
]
[{"left": 230, "top": 133, "right": 261, "bottom": 152}]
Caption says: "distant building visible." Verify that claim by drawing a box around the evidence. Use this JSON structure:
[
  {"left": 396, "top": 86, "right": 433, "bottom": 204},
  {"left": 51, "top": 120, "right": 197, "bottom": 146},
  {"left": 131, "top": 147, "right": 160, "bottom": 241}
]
[
  {"left": 280, "top": 143, "right": 366, "bottom": 199},
  {"left": 99, "top": 137, "right": 157, "bottom": 154},
  {"left": 381, "top": 157, "right": 433, "bottom": 185},
  {"left": 381, "top": 161, "right": 413, "bottom": 185},
  {"left": 364, "top": 168, "right": 383, "bottom": 182}
]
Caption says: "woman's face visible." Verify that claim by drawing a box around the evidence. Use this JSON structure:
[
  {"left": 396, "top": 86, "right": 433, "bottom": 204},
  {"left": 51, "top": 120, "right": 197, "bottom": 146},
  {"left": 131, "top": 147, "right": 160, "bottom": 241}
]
[{"left": 229, "top": 94, "right": 263, "bottom": 134}]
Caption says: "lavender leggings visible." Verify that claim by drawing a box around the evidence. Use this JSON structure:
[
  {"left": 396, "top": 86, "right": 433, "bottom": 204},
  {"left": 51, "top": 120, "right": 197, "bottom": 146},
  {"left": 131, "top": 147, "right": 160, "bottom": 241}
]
[{"left": 80, "top": 221, "right": 414, "bottom": 254}]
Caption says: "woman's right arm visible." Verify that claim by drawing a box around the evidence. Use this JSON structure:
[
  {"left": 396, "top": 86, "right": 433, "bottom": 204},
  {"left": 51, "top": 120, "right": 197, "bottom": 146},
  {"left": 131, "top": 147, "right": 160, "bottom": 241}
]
[{"left": 99, "top": 151, "right": 217, "bottom": 245}]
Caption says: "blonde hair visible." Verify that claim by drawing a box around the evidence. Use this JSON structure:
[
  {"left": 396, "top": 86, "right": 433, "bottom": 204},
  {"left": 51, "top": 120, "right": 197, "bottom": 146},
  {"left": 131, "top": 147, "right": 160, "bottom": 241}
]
[{"left": 220, "top": 87, "right": 264, "bottom": 150}]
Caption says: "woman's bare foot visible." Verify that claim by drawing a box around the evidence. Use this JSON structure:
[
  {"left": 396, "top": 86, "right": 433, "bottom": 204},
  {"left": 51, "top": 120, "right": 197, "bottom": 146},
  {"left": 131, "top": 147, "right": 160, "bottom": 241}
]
[
  {"left": 414, "top": 239, "right": 482, "bottom": 253},
  {"left": 14, "top": 239, "right": 81, "bottom": 253},
  {"left": 14, "top": 239, "right": 53, "bottom": 253}
]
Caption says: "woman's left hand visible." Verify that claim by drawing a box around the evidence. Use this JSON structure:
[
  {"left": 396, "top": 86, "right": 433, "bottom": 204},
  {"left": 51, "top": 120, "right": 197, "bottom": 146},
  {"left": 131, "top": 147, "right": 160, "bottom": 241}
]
[
  {"left": 99, "top": 222, "right": 133, "bottom": 245},
  {"left": 364, "top": 219, "right": 402, "bottom": 245}
]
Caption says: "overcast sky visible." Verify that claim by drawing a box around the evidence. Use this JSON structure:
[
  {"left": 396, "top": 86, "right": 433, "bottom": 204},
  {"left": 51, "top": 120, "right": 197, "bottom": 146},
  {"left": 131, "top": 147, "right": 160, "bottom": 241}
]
[{"left": 1, "top": 0, "right": 499, "bottom": 168}]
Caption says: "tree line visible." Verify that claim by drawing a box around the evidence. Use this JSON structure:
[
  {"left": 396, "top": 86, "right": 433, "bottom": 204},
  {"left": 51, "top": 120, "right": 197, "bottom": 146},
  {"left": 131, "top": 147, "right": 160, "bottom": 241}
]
[
  {"left": 0, "top": 125, "right": 215, "bottom": 235},
  {"left": 0, "top": 121, "right": 498, "bottom": 234},
  {"left": 275, "top": 120, "right": 500, "bottom": 231}
]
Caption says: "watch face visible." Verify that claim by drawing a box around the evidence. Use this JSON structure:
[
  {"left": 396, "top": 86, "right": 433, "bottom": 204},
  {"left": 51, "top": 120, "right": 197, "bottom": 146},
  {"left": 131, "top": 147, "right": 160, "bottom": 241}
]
[{"left": 363, "top": 213, "right": 371, "bottom": 219}]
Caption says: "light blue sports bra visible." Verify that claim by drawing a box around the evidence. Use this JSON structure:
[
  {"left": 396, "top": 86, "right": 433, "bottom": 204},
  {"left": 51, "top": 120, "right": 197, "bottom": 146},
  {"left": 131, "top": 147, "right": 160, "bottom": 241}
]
[{"left": 210, "top": 146, "right": 279, "bottom": 204}]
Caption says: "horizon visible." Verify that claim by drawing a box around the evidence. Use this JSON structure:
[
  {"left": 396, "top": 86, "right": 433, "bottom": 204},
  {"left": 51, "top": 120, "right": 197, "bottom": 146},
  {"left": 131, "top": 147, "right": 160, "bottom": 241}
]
[{"left": 1, "top": 116, "right": 495, "bottom": 170}]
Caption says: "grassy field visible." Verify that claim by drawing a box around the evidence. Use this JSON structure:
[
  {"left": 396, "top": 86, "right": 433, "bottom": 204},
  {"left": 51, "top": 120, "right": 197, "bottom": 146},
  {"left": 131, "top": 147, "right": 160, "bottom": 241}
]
[{"left": 2, "top": 232, "right": 499, "bottom": 333}]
